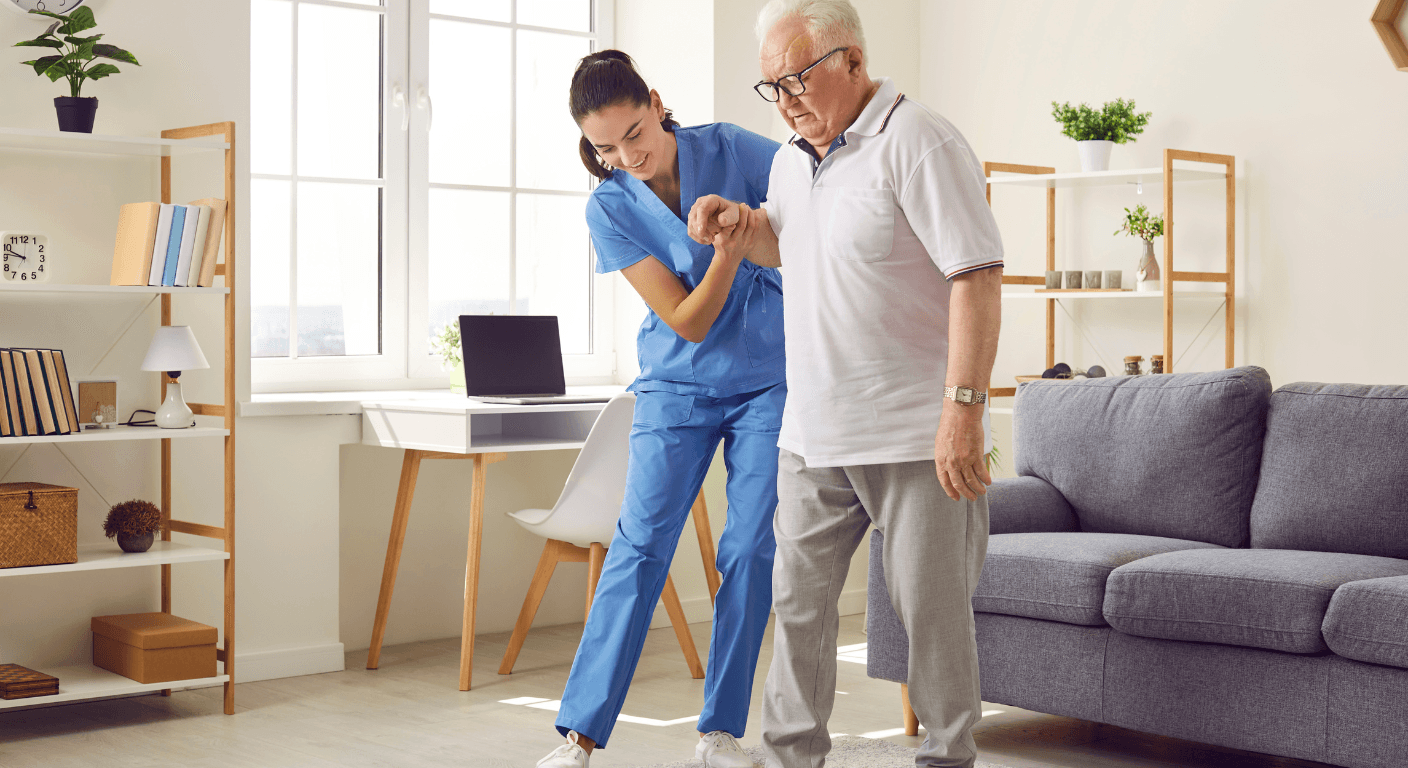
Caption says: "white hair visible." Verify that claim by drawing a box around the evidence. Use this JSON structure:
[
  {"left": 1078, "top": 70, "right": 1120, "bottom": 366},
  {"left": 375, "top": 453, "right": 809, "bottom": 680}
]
[{"left": 755, "top": 0, "right": 867, "bottom": 70}]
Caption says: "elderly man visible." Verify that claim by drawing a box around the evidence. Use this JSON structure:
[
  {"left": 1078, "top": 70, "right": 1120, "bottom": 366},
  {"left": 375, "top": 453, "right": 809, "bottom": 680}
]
[{"left": 688, "top": 1, "right": 1003, "bottom": 766}]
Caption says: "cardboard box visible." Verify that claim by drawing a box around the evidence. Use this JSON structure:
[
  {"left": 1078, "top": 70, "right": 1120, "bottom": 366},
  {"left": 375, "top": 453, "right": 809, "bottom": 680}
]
[{"left": 91, "top": 613, "right": 217, "bottom": 684}]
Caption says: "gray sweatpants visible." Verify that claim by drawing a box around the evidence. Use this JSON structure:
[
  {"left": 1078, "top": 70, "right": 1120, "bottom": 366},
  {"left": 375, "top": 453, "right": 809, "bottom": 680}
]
[{"left": 762, "top": 449, "right": 989, "bottom": 768}]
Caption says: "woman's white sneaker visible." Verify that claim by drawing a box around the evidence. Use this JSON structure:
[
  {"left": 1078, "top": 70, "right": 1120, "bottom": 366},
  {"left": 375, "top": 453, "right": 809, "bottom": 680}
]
[
  {"left": 694, "top": 731, "right": 753, "bottom": 768},
  {"left": 537, "top": 731, "right": 590, "bottom": 767}
]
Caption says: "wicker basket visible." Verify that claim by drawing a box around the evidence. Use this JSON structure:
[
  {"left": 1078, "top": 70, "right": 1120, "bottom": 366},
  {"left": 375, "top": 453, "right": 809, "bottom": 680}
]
[{"left": 0, "top": 482, "right": 78, "bottom": 569}]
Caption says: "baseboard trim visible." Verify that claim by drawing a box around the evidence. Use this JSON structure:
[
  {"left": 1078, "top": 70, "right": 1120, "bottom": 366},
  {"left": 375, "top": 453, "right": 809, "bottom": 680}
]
[
  {"left": 649, "top": 587, "right": 867, "bottom": 629},
  {"left": 234, "top": 642, "right": 346, "bottom": 683}
]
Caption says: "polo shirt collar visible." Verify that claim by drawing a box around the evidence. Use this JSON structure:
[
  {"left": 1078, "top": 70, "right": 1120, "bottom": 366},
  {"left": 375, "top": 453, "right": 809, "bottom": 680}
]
[{"left": 785, "top": 77, "right": 906, "bottom": 158}]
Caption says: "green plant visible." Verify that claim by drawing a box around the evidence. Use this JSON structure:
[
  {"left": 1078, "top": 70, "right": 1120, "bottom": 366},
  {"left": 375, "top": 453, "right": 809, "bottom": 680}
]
[
  {"left": 14, "top": 7, "right": 139, "bottom": 98},
  {"left": 103, "top": 499, "right": 162, "bottom": 539},
  {"left": 431, "top": 321, "right": 461, "bottom": 370},
  {"left": 1114, "top": 204, "right": 1165, "bottom": 243},
  {"left": 1050, "top": 98, "right": 1151, "bottom": 144},
  {"left": 985, "top": 442, "right": 1002, "bottom": 474}
]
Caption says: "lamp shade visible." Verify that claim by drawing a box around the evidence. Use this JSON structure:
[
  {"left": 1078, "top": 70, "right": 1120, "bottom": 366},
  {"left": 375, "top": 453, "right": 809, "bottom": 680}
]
[{"left": 141, "top": 326, "right": 210, "bottom": 372}]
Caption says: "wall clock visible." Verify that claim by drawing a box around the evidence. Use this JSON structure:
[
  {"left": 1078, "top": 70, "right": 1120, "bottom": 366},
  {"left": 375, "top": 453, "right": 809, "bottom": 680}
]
[
  {"left": 2, "top": 0, "right": 87, "bottom": 16},
  {"left": 1373, "top": 0, "right": 1408, "bottom": 71},
  {"left": 1, "top": 232, "right": 51, "bottom": 283}
]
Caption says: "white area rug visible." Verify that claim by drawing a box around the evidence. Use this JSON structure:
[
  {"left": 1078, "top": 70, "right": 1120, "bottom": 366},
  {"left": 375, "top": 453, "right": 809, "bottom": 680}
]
[{"left": 637, "top": 734, "right": 1013, "bottom": 767}]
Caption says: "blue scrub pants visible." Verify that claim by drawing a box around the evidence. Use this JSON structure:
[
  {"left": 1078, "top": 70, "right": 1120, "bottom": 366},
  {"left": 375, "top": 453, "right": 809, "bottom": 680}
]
[{"left": 555, "top": 381, "right": 786, "bottom": 748}]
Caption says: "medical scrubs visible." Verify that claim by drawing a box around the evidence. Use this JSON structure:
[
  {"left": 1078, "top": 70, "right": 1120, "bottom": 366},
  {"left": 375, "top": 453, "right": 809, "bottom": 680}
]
[{"left": 554, "top": 122, "right": 785, "bottom": 748}]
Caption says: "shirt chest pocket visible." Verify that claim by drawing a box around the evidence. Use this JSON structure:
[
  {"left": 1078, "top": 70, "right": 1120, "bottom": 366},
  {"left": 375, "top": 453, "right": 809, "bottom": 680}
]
[{"left": 824, "top": 188, "right": 895, "bottom": 263}]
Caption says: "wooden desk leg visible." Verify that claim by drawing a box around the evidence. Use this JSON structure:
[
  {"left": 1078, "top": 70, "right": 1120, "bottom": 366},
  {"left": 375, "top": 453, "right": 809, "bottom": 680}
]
[
  {"left": 367, "top": 449, "right": 424, "bottom": 670},
  {"left": 459, "top": 452, "right": 498, "bottom": 691},
  {"left": 691, "top": 490, "right": 721, "bottom": 605}
]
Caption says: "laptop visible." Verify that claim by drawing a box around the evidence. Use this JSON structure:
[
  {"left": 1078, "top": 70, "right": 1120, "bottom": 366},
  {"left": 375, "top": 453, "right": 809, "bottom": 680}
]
[{"left": 458, "top": 315, "right": 612, "bottom": 405}]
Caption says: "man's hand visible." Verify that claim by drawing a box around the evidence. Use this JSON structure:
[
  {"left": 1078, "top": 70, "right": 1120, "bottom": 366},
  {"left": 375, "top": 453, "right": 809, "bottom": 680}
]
[
  {"left": 934, "top": 404, "right": 992, "bottom": 501},
  {"left": 688, "top": 194, "right": 740, "bottom": 245},
  {"left": 711, "top": 201, "right": 753, "bottom": 264}
]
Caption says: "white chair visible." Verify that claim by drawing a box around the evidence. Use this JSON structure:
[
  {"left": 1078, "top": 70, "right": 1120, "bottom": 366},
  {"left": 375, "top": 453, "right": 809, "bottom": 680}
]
[{"left": 497, "top": 392, "right": 712, "bottom": 678}]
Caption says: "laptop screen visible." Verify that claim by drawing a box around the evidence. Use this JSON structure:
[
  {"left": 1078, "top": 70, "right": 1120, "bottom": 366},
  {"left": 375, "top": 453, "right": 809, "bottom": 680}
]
[{"left": 458, "top": 315, "right": 567, "bottom": 396}]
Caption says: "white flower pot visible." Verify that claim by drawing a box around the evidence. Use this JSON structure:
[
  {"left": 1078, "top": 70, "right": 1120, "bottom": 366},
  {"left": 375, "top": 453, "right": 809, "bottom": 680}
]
[{"left": 1077, "top": 140, "right": 1114, "bottom": 173}]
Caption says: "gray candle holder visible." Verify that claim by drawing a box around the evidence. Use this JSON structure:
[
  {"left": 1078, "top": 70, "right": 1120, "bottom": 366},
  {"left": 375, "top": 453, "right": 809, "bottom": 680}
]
[
  {"left": 1083, "top": 271, "right": 1102, "bottom": 290},
  {"left": 1064, "top": 271, "right": 1083, "bottom": 290},
  {"left": 1044, "top": 270, "right": 1062, "bottom": 289},
  {"left": 1104, "top": 270, "right": 1123, "bottom": 290}
]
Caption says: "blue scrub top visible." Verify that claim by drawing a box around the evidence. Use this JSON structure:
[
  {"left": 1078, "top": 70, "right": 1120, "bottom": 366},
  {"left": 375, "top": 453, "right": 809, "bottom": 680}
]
[{"left": 587, "top": 123, "right": 785, "bottom": 398}]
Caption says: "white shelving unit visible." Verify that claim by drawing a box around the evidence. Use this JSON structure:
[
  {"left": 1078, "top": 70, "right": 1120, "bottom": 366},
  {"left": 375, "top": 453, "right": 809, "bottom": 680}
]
[
  {"left": 1001, "top": 289, "right": 1226, "bottom": 300},
  {"left": 1, "top": 123, "right": 238, "bottom": 715},
  {"left": 986, "top": 165, "right": 1226, "bottom": 189}
]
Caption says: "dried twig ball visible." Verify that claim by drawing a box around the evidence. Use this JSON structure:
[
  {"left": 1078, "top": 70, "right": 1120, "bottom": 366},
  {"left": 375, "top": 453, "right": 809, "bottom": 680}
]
[{"left": 103, "top": 499, "right": 163, "bottom": 539}]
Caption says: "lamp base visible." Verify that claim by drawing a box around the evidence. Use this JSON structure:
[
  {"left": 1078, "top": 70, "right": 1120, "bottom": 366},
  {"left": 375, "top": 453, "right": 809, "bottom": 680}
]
[{"left": 155, "top": 379, "right": 193, "bottom": 429}]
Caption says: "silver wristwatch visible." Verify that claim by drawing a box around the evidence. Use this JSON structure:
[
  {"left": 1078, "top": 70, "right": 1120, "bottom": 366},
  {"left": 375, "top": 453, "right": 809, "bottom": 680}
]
[{"left": 944, "top": 385, "right": 988, "bottom": 406}]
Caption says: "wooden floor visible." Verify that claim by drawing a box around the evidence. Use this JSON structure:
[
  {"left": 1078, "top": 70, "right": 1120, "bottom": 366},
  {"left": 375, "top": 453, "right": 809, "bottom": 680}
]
[{"left": 0, "top": 615, "right": 1337, "bottom": 768}]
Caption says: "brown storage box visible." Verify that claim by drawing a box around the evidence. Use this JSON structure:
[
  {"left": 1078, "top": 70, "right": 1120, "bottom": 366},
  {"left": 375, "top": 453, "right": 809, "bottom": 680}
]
[
  {"left": 0, "top": 482, "right": 78, "bottom": 569},
  {"left": 91, "top": 613, "right": 218, "bottom": 684}
]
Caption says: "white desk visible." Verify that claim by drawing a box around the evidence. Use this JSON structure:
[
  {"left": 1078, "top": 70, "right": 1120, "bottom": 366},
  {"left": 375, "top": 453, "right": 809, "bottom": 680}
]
[{"left": 357, "top": 387, "right": 722, "bottom": 691}]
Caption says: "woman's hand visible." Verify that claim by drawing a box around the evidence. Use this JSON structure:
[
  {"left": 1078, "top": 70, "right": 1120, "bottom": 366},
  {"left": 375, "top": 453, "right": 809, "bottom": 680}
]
[
  {"left": 711, "top": 202, "right": 752, "bottom": 265},
  {"left": 688, "top": 194, "right": 741, "bottom": 245}
]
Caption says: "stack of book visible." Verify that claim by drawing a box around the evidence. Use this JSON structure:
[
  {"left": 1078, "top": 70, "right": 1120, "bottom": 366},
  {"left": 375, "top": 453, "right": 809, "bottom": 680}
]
[
  {"left": 0, "top": 349, "right": 80, "bottom": 438},
  {"left": 110, "top": 199, "right": 227, "bottom": 287},
  {"left": 0, "top": 664, "right": 60, "bottom": 700}
]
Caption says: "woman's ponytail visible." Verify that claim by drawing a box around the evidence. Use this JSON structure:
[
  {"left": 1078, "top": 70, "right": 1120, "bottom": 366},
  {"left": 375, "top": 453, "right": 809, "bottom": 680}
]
[{"left": 569, "top": 49, "right": 679, "bottom": 181}]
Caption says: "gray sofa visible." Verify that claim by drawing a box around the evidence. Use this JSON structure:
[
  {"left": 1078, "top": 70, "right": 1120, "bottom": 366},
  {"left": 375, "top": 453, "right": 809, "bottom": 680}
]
[{"left": 866, "top": 366, "right": 1408, "bottom": 768}]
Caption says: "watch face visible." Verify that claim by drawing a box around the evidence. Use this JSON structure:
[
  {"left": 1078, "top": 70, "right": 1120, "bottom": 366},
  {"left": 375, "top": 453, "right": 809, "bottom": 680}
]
[
  {"left": 2, "top": 234, "right": 48, "bottom": 283},
  {"left": 4, "top": 0, "right": 87, "bottom": 15}
]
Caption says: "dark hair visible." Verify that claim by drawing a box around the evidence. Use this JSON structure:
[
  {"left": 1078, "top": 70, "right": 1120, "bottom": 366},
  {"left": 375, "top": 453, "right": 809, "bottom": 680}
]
[{"left": 570, "top": 49, "right": 679, "bottom": 181}]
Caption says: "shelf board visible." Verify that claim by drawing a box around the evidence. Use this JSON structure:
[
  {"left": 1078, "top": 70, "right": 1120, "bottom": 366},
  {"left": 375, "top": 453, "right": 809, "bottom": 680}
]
[
  {"left": 987, "top": 166, "right": 1226, "bottom": 189},
  {"left": 0, "top": 664, "right": 226, "bottom": 710},
  {"left": 1003, "top": 289, "right": 1226, "bottom": 300},
  {"left": 0, "top": 541, "right": 228, "bottom": 579},
  {"left": 1, "top": 426, "right": 229, "bottom": 445},
  {"left": 0, "top": 283, "right": 228, "bottom": 295},
  {"left": 0, "top": 127, "right": 228, "bottom": 157}
]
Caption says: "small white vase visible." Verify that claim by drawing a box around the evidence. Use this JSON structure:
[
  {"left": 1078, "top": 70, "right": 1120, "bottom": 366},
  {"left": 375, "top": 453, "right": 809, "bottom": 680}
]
[
  {"left": 1076, "top": 140, "right": 1114, "bottom": 173},
  {"left": 1136, "top": 239, "right": 1162, "bottom": 292},
  {"left": 155, "top": 380, "right": 193, "bottom": 429}
]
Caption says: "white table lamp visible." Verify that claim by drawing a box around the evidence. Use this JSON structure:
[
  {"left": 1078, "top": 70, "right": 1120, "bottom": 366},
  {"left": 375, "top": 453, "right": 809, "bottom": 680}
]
[{"left": 141, "top": 326, "right": 210, "bottom": 429}]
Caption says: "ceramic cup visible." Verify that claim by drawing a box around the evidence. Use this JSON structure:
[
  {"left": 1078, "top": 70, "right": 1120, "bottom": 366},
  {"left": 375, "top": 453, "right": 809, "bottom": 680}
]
[
  {"left": 1044, "top": 270, "right": 1061, "bottom": 289},
  {"left": 1064, "top": 271, "right": 1083, "bottom": 290},
  {"left": 1084, "top": 271, "right": 1102, "bottom": 290},
  {"left": 1104, "top": 270, "right": 1123, "bottom": 290}
]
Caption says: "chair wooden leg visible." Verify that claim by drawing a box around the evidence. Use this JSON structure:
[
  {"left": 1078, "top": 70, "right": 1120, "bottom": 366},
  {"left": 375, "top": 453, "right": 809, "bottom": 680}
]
[
  {"left": 901, "top": 683, "right": 919, "bottom": 736},
  {"left": 585, "top": 542, "right": 606, "bottom": 622},
  {"left": 499, "top": 540, "right": 564, "bottom": 675},
  {"left": 661, "top": 574, "right": 705, "bottom": 679},
  {"left": 691, "top": 490, "right": 721, "bottom": 605}
]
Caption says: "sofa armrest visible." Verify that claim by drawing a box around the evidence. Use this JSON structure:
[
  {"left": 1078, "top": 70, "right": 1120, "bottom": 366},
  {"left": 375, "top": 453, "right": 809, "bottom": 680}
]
[{"left": 988, "top": 476, "right": 1079, "bottom": 534}]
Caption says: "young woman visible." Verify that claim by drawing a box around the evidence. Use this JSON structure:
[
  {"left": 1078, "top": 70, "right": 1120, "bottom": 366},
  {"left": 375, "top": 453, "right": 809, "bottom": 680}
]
[{"left": 536, "top": 50, "right": 784, "bottom": 768}]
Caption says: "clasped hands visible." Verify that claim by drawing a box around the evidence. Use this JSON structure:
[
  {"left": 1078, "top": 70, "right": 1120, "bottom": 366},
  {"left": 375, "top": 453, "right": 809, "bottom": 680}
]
[{"left": 687, "top": 195, "right": 769, "bottom": 262}]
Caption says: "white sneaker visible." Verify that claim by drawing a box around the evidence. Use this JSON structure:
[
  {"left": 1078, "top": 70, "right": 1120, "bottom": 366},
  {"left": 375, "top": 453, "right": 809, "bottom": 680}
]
[
  {"left": 537, "top": 731, "right": 590, "bottom": 767},
  {"left": 695, "top": 731, "right": 754, "bottom": 768}
]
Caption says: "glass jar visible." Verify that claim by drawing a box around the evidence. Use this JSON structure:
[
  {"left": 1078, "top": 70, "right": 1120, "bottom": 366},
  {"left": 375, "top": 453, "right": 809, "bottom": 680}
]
[
  {"left": 1150, "top": 354, "right": 1165, "bottom": 374},
  {"left": 1124, "top": 355, "right": 1143, "bottom": 376}
]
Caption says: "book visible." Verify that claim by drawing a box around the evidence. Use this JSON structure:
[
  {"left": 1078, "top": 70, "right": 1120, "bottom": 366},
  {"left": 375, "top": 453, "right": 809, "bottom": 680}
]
[
  {"left": 161, "top": 205, "right": 188, "bottom": 287},
  {"left": 10, "top": 350, "right": 40, "bottom": 436},
  {"left": 148, "top": 203, "right": 177, "bottom": 286},
  {"left": 37, "top": 351, "right": 70, "bottom": 434},
  {"left": 19, "top": 349, "right": 59, "bottom": 435},
  {"left": 0, "top": 351, "right": 12, "bottom": 438},
  {"left": 110, "top": 202, "right": 161, "bottom": 286},
  {"left": 173, "top": 204, "right": 203, "bottom": 288},
  {"left": 0, "top": 664, "right": 59, "bottom": 700},
  {"left": 50, "top": 350, "right": 80, "bottom": 433},
  {"left": 183, "top": 205, "right": 212, "bottom": 287},
  {"left": 189, "top": 197, "right": 227, "bottom": 288}
]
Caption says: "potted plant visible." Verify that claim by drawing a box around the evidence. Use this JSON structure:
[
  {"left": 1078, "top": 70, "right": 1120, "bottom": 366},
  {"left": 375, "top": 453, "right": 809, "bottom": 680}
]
[
  {"left": 103, "top": 499, "right": 162, "bottom": 553},
  {"left": 1115, "top": 204, "right": 1165, "bottom": 292},
  {"left": 14, "top": 6, "right": 140, "bottom": 133},
  {"left": 432, "top": 321, "right": 465, "bottom": 393},
  {"left": 1050, "top": 98, "right": 1152, "bottom": 172}
]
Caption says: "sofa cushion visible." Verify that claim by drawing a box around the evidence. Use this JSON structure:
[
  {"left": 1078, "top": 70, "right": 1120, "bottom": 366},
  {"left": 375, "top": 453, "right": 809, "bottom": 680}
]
[
  {"left": 1250, "top": 383, "right": 1408, "bottom": 559},
  {"left": 973, "top": 532, "right": 1223, "bottom": 626},
  {"left": 1104, "top": 549, "right": 1408, "bottom": 654},
  {"left": 1322, "top": 575, "right": 1408, "bottom": 670},
  {"left": 1014, "top": 366, "right": 1271, "bottom": 548}
]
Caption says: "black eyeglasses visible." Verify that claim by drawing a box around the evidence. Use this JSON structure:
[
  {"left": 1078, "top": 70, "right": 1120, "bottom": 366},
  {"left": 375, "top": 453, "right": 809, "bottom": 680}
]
[{"left": 754, "top": 47, "right": 849, "bottom": 103}]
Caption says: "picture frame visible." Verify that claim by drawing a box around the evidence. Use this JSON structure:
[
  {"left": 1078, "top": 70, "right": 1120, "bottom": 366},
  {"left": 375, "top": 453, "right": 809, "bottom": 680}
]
[{"left": 75, "top": 377, "right": 119, "bottom": 429}]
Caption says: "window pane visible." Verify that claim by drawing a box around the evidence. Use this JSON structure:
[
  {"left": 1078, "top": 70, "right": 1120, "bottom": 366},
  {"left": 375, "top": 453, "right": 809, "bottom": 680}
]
[
  {"left": 429, "top": 20, "right": 510, "bottom": 186},
  {"left": 428, "top": 189, "right": 510, "bottom": 347},
  {"left": 298, "top": 4, "right": 381, "bottom": 180},
  {"left": 517, "top": 30, "right": 591, "bottom": 191},
  {"left": 297, "top": 183, "right": 382, "bottom": 357},
  {"left": 517, "top": 0, "right": 591, "bottom": 32},
  {"left": 517, "top": 194, "right": 590, "bottom": 354},
  {"left": 251, "top": 179, "right": 292, "bottom": 358},
  {"left": 251, "top": 0, "right": 291, "bottom": 176},
  {"left": 429, "top": 0, "right": 510, "bottom": 22}
]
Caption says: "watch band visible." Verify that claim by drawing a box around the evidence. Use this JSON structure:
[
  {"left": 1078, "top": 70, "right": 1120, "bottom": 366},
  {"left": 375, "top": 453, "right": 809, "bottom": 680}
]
[{"left": 944, "top": 386, "right": 988, "bottom": 405}]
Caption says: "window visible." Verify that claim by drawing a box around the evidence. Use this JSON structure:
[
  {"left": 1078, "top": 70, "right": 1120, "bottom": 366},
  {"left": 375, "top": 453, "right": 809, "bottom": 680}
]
[{"left": 251, "top": 0, "right": 613, "bottom": 391}]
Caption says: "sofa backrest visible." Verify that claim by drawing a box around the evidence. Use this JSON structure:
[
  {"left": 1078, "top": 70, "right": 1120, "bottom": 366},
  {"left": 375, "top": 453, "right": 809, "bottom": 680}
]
[
  {"left": 1014, "top": 366, "right": 1271, "bottom": 548},
  {"left": 1250, "top": 383, "right": 1408, "bottom": 559}
]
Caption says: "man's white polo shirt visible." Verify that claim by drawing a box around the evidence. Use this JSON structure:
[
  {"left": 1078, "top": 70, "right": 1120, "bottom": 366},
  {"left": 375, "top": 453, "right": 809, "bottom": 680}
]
[{"left": 765, "top": 77, "right": 1003, "bottom": 468}]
